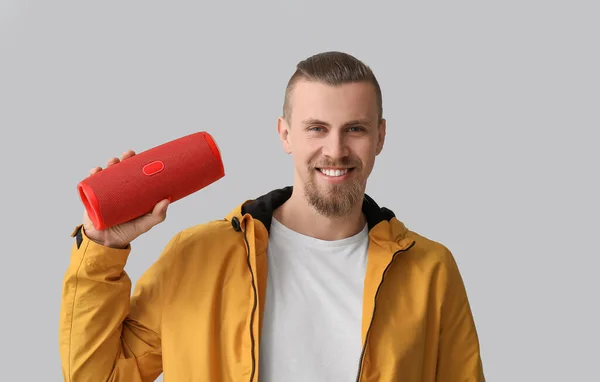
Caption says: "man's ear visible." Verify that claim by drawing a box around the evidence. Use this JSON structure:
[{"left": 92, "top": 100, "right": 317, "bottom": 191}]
[
  {"left": 376, "top": 118, "right": 386, "bottom": 155},
  {"left": 277, "top": 116, "right": 292, "bottom": 154}
]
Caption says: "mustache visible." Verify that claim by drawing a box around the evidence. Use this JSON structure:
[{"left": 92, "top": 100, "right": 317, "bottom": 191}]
[{"left": 309, "top": 157, "right": 361, "bottom": 169}]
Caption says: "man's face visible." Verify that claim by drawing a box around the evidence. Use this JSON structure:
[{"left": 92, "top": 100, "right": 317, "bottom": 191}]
[{"left": 278, "top": 79, "right": 386, "bottom": 217}]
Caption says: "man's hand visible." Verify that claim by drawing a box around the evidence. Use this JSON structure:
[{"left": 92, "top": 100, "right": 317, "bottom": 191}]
[{"left": 82, "top": 150, "right": 170, "bottom": 249}]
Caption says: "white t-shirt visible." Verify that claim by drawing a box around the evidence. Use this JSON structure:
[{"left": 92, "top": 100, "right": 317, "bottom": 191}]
[{"left": 258, "top": 217, "right": 369, "bottom": 382}]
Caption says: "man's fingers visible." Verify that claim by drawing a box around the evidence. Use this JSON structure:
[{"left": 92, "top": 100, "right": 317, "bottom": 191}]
[
  {"left": 89, "top": 151, "right": 134, "bottom": 176},
  {"left": 106, "top": 157, "right": 120, "bottom": 167},
  {"left": 121, "top": 150, "right": 136, "bottom": 161},
  {"left": 89, "top": 166, "right": 102, "bottom": 176}
]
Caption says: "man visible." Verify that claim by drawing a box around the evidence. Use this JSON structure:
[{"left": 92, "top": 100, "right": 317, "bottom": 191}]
[{"left": 59, "top": 51, "right": 485, "bottom": 381}]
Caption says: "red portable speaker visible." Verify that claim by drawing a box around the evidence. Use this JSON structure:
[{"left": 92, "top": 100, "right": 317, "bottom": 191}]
[{"left": 77, "top": 131, "right": 225, "bottom": 230}]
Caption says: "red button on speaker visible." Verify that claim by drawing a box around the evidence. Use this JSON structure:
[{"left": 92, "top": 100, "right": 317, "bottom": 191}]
[{"left": 143, "top": 160, "right": 165, "bottom": 176}]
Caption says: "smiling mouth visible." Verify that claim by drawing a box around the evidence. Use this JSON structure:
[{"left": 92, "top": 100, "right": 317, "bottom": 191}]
[{"left": 317, "top": 168, "right": 355, "bottom": 177}]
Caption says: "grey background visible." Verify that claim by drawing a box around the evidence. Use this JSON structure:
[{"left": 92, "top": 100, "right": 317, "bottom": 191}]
[{"left": 1, "top": 1, "right": 598, "bottom": 381}]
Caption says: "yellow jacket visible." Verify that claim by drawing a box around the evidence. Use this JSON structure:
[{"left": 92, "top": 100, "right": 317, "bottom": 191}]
[{"left": 59, "top": 187, "right": 485, "bottom": 381}]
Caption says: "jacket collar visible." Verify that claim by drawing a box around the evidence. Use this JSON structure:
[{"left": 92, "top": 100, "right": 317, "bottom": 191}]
[{"left": 225, "top": 186, "right": 414, "bottom": 252}]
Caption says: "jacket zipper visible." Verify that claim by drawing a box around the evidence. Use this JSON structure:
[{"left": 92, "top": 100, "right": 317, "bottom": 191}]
[
  {"left": 354, "top": 241, "right": 416, "bottom": 382},
  {"left": 243, "top": 226, "right": 258, "bottom": 382}
]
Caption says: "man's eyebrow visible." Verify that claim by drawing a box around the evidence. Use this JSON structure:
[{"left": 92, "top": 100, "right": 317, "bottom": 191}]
[
  {"left": 301, "top": 118, "right": 329, "bottom": 126},
  {"left": 300, "top": 118, "right": 372, "bottom": 127},
  {"left": 344, "top": 119, "right": 372, "bottom": 127}
]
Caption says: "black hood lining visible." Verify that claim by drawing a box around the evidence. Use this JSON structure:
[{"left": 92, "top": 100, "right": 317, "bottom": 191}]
[{"left": 241, "top": 186, "right": 395, "bottom": 233}]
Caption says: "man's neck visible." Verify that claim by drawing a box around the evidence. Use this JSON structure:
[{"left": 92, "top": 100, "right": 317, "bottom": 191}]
[{"left": 272, "top": 189, "right": 367, "bottom": 241}]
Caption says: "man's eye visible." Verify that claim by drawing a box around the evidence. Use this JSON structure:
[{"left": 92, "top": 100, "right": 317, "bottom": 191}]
[
  {"left": 348, "top": 126, "right": 364, "bottom": 132},
  {"left": 308, "top": 126, "right": 325, "bottom": 132}
]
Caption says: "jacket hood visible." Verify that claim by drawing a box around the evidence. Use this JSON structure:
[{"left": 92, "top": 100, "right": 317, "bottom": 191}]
[{"left": 225, "top": 186, "right": 414, "bottom": 253}]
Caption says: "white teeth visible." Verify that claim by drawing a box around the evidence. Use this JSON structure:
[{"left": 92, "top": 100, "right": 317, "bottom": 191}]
[{"left": 319, "top": 168, "right": 349, "bottom": 177}]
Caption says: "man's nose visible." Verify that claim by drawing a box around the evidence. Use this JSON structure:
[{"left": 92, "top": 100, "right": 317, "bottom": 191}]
[{"left": 322, "top": 132, "right": 349, "bottom": 159}]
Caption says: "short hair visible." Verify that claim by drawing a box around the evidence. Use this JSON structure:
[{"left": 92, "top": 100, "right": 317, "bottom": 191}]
[{"left": 282, "top": 51, "right": 383, "bottom": 123}]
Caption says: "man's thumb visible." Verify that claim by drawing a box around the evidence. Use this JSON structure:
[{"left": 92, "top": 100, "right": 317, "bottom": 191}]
[
  {"left": 152, "top": 199, "right": 170, "bottom": 222},
  {"left": 137, "top": 199, "right": 170, "bottom": 232}
]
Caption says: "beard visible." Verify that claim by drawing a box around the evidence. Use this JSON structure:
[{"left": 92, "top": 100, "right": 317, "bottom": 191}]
[{"left": 304, "top": 157, "right": 365, "bottom": 218}]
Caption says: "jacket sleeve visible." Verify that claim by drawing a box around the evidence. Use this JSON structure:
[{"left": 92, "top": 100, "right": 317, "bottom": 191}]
[
  {"left": 59, "top": 225, "right": 180, "bottom": 382},
  {"left": 436, "top": 249, "right": 486, "bottom": 382}
]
